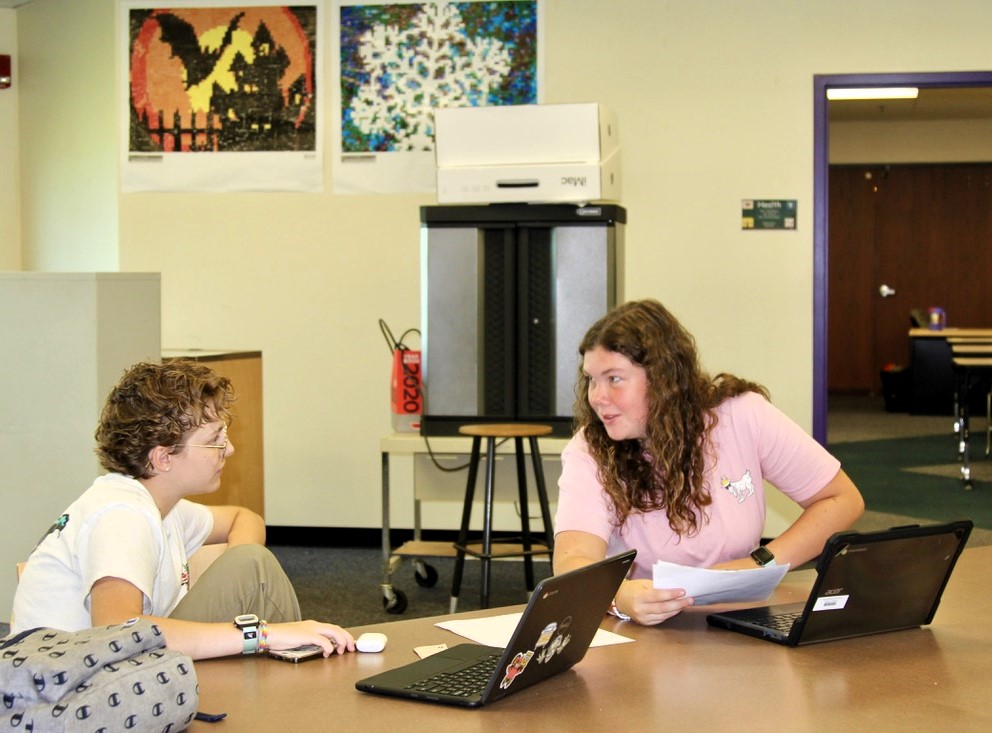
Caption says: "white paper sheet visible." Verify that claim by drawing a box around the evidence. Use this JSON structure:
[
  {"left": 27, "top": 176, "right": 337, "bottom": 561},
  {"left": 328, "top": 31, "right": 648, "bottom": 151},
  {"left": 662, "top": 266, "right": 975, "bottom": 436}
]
[
  {"left": 436, "top": 612, "right": 633, "bottom": 648},
  {"left": 652, "top": 560, "right": 790, "bottom": 605}
]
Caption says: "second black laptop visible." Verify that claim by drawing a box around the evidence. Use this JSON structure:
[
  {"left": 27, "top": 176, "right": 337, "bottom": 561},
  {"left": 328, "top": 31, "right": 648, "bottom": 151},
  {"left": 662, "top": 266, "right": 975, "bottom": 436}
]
[{"left": 706, "top": 519, "right": 972, "bottom": 646}]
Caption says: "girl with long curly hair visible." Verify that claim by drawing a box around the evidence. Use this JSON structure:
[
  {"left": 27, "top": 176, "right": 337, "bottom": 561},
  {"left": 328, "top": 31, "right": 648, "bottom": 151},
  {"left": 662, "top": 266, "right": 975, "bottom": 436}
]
[{"left": 553, "top": 300, "right": 864, "bottom": 625}]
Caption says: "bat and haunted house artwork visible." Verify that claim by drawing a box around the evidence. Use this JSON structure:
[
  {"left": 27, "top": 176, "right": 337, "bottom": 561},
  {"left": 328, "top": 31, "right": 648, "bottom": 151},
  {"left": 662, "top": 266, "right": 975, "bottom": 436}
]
[{"left": 128, "top": 6, "right": 316, "bottom": 154}]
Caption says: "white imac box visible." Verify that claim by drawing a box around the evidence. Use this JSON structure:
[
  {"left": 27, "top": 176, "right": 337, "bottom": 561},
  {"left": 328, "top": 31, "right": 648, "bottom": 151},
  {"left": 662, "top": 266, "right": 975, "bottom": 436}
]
[{"left": 434, "top": 102, "right": 621, "bottom": 204}]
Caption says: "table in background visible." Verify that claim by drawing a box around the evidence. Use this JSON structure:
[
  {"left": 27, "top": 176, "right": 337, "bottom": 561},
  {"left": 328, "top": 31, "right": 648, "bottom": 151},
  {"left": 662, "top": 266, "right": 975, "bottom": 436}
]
[
  {"left": 163, "top": 350, "right": 265, "bottom": 518},
  {"left": 952, "top": 356, "right": 992, "bottom": 489},
  {"left": 190, "top": 544, "right": 992, "bottom": 731},
  {"left": 909, "top": 328, "right": 992, "bottom": 414}
]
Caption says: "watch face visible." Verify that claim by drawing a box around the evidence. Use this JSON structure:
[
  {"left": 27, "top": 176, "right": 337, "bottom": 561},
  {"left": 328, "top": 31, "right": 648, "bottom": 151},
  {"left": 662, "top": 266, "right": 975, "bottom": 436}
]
[{"left": 751, "top": 546, "right": 775, "bottom": 565}]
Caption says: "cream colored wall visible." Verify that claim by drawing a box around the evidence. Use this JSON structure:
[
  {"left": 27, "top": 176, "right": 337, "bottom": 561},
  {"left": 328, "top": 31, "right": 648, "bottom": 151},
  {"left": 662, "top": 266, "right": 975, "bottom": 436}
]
[
  {"left": 13, "top": 0, "right": 992, "bottom": 532},
  {"left": 0, "top": 9, "right": 19, "bottom": 269},
  {"left": 17, "top": 0, "right": 117, "bottom": 271},
  {"left": 831, "top": 119, "right": 992, "bottom": 163}
]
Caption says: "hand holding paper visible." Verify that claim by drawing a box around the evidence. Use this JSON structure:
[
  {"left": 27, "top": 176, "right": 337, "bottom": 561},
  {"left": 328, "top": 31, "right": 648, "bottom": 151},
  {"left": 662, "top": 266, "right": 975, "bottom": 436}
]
[{"left": 652, "top": 560, "right": 790, "bottom": 605}]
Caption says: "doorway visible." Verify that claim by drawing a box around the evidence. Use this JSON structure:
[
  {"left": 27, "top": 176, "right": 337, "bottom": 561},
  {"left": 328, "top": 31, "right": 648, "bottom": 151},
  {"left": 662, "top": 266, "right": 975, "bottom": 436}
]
[
  {"left": 812, "top": 71, "right": 992, "bottom": 443},
  {"left": 828, "top": 162, "right": 992, "bottom": 395}
]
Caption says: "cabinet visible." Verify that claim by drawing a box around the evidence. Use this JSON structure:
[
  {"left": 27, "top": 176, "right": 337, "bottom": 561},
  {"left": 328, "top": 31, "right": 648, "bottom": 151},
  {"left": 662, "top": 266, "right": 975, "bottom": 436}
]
[
  {"left": 420, "top": 204, "right": 625, "bottom": 436},
  {"left": 162, "top": 350, "right": 265, "bottom": 518}
]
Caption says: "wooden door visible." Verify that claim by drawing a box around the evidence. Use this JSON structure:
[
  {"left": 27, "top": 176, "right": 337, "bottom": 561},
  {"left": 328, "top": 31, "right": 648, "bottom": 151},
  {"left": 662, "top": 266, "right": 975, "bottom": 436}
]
[
  {"left": 829, "top": 164, "right": 992, "bottom": 395},
  {"left": 828, "top": 166, "right": 880, "bottom": 393}
]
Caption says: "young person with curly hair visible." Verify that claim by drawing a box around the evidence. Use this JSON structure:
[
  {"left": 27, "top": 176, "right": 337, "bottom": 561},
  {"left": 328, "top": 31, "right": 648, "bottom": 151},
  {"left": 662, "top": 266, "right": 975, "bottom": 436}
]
[
  {"left": 553, "top": 299, "right": 864, "bottom": 626},
  {"left": 12, "top": 360, "right": 355, "bottom": 659}
]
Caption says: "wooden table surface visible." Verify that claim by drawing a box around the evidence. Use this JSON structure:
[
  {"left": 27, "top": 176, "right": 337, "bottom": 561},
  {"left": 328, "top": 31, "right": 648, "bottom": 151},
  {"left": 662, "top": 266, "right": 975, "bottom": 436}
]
[{"left": 189, "top": 544, "right": 992, "bottom": 732}]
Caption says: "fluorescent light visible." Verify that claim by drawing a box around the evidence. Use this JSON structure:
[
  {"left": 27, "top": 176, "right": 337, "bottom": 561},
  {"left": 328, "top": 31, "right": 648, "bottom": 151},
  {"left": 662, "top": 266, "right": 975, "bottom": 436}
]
[{"left": 827, "top": 87, "right": 919, "bottom": 101}]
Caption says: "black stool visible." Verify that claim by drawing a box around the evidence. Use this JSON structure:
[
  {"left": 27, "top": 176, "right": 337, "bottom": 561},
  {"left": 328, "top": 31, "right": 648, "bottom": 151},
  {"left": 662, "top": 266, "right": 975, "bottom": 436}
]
[{"left": 450, "top": 424, "right": 555, "bottom": 612}]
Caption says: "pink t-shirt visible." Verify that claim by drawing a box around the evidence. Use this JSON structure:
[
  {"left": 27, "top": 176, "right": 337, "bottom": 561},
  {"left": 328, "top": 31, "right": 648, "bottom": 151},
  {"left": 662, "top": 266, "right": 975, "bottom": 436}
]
[{"left": 554, "top": 392, "right": 841, "bottom": 579}]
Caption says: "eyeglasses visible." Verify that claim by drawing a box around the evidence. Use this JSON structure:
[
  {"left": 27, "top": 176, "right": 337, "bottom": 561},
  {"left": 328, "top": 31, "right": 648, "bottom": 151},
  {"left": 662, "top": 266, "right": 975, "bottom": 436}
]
[{"left": 180, "top": 426, "right": 230, "bottom": 453}]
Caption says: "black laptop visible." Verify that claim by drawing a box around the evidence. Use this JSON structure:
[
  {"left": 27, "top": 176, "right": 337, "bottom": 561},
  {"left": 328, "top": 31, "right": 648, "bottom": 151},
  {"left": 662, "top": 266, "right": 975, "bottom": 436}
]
[
  {"left": 706, "top": 519, "right": 972, "bottom": 646},
  {"left": 355, "top": 550, "right": 636, "bottom": 707}
]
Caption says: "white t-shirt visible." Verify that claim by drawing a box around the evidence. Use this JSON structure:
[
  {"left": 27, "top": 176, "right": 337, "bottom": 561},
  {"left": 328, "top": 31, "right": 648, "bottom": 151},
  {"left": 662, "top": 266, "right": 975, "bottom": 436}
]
[
  {"left": 554, "top": 392, "right": 841, "bottom": 580},
  {"left": 11, "top": 473, "right": 213, "bottom": 633}
]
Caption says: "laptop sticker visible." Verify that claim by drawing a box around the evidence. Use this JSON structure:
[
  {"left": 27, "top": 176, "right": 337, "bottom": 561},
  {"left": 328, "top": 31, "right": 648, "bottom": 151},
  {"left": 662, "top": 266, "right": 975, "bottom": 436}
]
[
  {"left": 536, "top": 622, "right": 557, "bottom": 647},
  {"left": 536, "top": 616, "right": 573, "bottom": 664},
  {"left": 536, "top": 632, "right": 572, "bottom": 664},
  {"left": 500, "top": 651, "right": 534, "bottom": 689},
  {"left": 812, "top": 594, "right": 849, "bottom": 612}
]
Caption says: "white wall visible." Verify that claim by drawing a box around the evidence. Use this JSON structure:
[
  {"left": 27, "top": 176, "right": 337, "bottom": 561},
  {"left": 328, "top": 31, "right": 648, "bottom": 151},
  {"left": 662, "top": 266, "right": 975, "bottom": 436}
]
[
  {"left": 0, "top": 8, "right": 19, "bottom": 269},
  {"left": 11, "top": 0, "right": 992, "bottom": 534}
]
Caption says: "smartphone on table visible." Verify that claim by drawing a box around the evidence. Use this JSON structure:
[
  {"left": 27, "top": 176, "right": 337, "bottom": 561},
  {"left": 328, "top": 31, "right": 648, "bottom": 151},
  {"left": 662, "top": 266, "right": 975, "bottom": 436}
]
[{"left": 268, "top": 644, "right": 324, "bottom": 663}]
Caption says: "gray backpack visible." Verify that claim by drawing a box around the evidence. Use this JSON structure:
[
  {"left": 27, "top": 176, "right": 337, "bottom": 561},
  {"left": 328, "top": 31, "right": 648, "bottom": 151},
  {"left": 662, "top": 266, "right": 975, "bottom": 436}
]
[{"left": 1, "top": 618, "right": 198, "bottom": 732}]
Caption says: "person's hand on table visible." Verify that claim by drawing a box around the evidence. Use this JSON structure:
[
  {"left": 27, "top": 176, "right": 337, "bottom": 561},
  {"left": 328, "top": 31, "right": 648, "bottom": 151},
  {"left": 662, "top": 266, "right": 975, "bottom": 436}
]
[{"left": 268, "top": 621, "right": 356, "bottom": 657}]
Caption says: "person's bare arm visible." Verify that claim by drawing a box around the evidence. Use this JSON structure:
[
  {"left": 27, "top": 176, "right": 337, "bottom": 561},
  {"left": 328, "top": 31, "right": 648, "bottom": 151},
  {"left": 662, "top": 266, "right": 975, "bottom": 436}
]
[
  {"left": 711, "top": 469, "right": 865, "bottom": 571},
  {"left": 89, "top": 576, "right": 354, "bottom": 660},
  {"left": 206, "top": 505, "right": 266, "bottom": 546},
  {"left": 552, "top": 529, "right": 608, "bottom": 575}
]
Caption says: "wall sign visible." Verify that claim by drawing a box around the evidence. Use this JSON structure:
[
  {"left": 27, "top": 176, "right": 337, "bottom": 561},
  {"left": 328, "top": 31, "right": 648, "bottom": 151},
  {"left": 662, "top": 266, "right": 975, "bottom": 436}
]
[{"left": 742, "top": 199, "right": 797, "bottom": 230}]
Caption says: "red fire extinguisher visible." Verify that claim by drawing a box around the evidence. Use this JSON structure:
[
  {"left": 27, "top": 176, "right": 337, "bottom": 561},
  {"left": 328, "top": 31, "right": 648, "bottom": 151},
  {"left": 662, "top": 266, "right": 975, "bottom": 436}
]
[{"left": 379, "top": 319, "right": 422, "bottom": 432}]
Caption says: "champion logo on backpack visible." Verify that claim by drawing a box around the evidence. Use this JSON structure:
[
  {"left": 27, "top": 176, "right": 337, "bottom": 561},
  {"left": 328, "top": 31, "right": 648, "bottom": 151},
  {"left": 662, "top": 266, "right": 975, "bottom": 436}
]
[{"left": 0, "top": 618, "right": 199, "bottom": 732}]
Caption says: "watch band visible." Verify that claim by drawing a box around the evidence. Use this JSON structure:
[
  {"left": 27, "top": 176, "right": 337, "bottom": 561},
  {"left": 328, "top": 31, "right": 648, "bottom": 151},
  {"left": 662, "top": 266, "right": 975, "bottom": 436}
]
[{"left": 234, "top": 614, "right": 261, "bottom": 655}]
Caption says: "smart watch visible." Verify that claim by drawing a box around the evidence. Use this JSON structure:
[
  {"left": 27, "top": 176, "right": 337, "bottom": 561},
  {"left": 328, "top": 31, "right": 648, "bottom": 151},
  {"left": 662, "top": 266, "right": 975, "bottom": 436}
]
[
  {"left": 234, "top": 614, "right": 261, "bottom": 655},
  {"left": 750, "top": 545, "right": 776, "bottom": 567}
]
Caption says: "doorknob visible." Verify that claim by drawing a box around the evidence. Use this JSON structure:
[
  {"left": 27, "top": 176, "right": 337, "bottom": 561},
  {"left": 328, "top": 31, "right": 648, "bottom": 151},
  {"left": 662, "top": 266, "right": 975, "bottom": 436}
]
[{"left": 879, "top": 284, "right": 896, "bottom": 298}]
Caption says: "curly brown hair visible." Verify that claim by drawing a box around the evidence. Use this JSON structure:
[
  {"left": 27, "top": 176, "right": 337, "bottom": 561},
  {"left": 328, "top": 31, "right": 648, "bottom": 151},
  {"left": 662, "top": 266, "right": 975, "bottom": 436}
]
[
  {"left": 573, "top": 299, "right": 768, "bottom": 536},
  {"left": 95, "top": 360, "right": 235, "bottom": 478}
]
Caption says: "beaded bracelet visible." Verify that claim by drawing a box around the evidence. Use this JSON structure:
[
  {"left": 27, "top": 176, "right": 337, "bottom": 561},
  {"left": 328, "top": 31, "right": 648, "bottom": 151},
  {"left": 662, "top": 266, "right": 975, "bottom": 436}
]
[{"left": 257, "top": 620, "right": 269, "bottom": 653}]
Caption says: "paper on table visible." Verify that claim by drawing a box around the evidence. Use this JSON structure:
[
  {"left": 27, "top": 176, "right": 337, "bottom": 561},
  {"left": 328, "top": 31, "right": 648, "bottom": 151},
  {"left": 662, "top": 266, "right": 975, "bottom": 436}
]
[
  {"left": 436, "top": 612, "right": 634, "bottom": 647},
  {"left": 652, "top": 560, "right": 790, "bottom": 605}
]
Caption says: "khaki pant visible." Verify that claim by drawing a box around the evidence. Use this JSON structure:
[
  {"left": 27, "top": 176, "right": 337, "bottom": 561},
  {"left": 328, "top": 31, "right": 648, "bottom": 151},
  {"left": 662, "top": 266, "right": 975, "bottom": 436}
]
[{"left": 169, "top": 544, "right": 302, "bottom": 623}]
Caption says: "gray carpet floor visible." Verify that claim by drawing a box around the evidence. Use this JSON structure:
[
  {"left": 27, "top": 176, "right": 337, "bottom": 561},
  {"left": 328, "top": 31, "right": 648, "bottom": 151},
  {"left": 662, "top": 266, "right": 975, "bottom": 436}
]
[{"left": 271, "top": 546, "right": 553, "bottom": 629}]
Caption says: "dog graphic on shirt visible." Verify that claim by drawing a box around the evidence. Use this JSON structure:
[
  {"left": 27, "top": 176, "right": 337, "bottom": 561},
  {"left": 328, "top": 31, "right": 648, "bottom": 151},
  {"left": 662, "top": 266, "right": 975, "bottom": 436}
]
[{"left": 721, "top": 470, "right": 755, "bottom": 503}]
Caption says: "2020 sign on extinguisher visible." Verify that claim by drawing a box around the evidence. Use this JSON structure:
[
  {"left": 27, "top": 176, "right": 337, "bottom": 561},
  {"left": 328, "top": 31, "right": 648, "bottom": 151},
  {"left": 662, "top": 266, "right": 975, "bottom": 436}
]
[{"left": 380, "top": 319, "right": 421, "bottom": 432}]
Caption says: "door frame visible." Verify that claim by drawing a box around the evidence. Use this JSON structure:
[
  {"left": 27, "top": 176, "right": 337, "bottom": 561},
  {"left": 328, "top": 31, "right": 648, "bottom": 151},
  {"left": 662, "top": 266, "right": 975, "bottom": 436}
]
[{"left": 812, "top": 70, "right": 992, "bottom": 444}]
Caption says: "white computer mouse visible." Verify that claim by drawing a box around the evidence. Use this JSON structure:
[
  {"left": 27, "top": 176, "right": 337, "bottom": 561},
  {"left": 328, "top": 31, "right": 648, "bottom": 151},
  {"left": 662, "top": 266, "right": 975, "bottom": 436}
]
[{"left": 356, "top": 632, "right": 388, "bottom": 653}]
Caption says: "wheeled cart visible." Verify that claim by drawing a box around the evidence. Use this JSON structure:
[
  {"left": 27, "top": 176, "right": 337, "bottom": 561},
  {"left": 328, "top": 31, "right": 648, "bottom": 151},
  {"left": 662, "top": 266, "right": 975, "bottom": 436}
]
[{"left": 378, "top": 433, "right": 566, "bottom": 613}]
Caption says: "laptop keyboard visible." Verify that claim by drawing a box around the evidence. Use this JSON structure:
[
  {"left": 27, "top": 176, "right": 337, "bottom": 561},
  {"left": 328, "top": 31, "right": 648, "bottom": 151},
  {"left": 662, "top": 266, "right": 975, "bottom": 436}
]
[
  {"left": 744, "top": 611, "right": 802, "bottom": 634},
  {"left": 403, "top": 654, "right": 502, "bottom": 698}
]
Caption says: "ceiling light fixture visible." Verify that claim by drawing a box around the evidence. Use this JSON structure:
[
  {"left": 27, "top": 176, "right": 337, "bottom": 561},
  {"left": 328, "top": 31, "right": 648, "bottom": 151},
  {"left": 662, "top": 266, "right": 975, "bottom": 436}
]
[{"left": 826, "top": 87, "right": 920, "bottom": 101}]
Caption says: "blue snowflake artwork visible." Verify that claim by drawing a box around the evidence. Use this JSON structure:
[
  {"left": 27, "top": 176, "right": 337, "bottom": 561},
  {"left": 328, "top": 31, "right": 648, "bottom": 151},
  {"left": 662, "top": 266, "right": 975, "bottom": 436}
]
[{"left": 340, "top": 1, "right": 538, "bottom": 153}]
